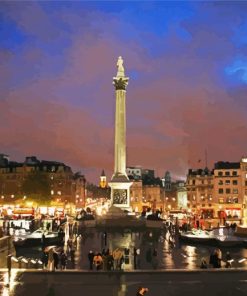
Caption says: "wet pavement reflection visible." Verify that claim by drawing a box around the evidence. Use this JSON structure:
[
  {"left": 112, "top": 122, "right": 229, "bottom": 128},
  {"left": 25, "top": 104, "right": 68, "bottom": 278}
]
[
  {"left": 15, "top": 227, "right": 247, "bottom": 270},
  {"left": 73, "top": 228, "right": 247, "bottom": 270}
]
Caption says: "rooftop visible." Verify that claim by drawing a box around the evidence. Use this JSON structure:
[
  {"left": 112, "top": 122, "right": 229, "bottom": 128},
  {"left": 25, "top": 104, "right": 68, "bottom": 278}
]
[{"left": 214, "top": 161, "right": 240, "bottom": 170}]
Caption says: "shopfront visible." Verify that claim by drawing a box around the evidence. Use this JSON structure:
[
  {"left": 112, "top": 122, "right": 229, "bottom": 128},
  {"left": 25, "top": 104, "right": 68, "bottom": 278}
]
[{"left": 201, "top": 208, "right": 214, "bottom": 219}]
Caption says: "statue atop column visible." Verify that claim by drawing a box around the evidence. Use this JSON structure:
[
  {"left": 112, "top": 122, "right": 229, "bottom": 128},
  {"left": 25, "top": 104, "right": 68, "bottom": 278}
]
[
  {"left": 116, "top": 56, "right": 125, "bottom": 78},
  {"left": 113, "top": 56, "right": 129, "bottom": 90}
]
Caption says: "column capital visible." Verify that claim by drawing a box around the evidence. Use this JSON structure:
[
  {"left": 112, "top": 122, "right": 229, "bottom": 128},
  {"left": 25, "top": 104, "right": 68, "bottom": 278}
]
[{"left": 113, "top": 77, "right": 129, "bottom": 90}]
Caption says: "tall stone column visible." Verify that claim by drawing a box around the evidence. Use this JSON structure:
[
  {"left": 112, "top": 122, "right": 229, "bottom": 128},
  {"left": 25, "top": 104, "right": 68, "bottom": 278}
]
[{"left": 109, "top": 57, "right": 132, "bottom": 209}]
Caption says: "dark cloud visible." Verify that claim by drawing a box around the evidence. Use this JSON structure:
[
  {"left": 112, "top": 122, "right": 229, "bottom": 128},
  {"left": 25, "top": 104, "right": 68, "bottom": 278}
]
[{"left": 1, "top": 2, "right": 247, "bottom": 183}]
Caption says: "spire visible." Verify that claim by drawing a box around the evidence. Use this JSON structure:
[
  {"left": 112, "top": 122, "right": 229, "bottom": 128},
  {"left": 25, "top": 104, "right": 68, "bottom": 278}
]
[{"left": 101, "top": 169, "right": 106, "bottom": 177}]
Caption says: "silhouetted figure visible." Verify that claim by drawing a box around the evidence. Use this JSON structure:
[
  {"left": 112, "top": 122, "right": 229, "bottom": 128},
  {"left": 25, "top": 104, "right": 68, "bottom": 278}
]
[
  {"left": 53, "top": 252, "right": 59, "bottom": 270},
  {"left": 225, "top": 252, "right": 232, "bottom": 268},
  {"left": 88, "top": 250, "right": 94, "bottom": 270},
  {"left": 200, "top": 258, "right": 207, "bottom": 269},
  {"left": 41, "top": 251, "right": 48, "bottom": 269},
  {"left": 103, "top": 232, "right": 107, "bottom": 246},
  {"left": 60, "top": 251, "right": 67, "bottom": 270},
  {"left": 146, "top": 248, "right": 152, "bottom": 264},
  {"left": 106, "top": 252, "right": 114, "bottom": 270}
]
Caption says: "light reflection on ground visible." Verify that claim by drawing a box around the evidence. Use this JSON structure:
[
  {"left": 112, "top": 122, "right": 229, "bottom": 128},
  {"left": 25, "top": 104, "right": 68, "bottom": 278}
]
[
  {"left": 1, "top": 269, "right": 19, "bottom": 296},
  {"left": 15, "top": 228, "right": 247, "bottom": 270}
]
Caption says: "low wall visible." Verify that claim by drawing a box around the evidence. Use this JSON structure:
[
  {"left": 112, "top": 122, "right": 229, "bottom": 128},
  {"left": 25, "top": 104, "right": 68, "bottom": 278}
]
[
  {"left": 96, "top": 218, "right": 145, "bottom": 228},
  {"left": 235, "top": 225, "right": 247, "bottom": 237},
  {"left": 78, "top": 220, "right": 96, "bottom": 228},
  {"left": 4, "top": 269, "right": 247, "bottom": 296},
  {"left": 146, "top": 220, "right": 163, "bottom": 228}
]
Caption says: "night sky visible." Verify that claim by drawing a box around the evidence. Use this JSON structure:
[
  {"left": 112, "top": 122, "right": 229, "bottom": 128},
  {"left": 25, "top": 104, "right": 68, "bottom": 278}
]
[{"left": 1, "top": 1, "right": 247, "bottom": 183}]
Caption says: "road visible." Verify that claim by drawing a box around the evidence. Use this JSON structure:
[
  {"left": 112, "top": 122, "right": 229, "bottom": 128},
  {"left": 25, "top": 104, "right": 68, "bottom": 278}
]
[{"left": 0, "top": 269, "right": 247, "bottom": 296}]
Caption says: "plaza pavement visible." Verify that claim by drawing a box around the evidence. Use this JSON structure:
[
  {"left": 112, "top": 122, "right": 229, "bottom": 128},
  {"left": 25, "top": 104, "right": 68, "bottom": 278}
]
[{"left": 0, "top": 269, "right": 247, "bottom": 296}]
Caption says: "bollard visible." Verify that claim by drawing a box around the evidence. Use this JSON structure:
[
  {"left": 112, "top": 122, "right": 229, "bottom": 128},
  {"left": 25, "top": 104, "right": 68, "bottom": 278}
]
[
  {"left": 30, "top": 259, "right": 39, "bottom": 269},
  {"left": 17, "top": 256, "right": 23, "bottom": 269},
  {"left": 21, "top": 257, "right": 29, "bottom": 269},
  {"left": 11, "top": 256, "right": 19, "bottom": 268}
]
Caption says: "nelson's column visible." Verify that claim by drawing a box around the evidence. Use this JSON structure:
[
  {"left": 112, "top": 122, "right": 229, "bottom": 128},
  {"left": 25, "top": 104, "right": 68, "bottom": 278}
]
[{"left": 108, "top": 56, "right": 132, "bottom": 210}]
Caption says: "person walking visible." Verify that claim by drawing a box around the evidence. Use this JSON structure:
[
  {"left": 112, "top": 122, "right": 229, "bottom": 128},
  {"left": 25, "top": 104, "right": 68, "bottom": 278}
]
[
  {"left": 200, "top": 258, "right": 207, "bottom": 269},
  {"left": 93, "top": 253, "right": 103, "bottom": 270},
  {"left": 41, "top": 233, "right": 46, "bottom": 248},
  {"left": 70, "top": 244, "right": 75, "bottom": 262},
  {"left": 209, "top": 249, "right": 221, "bottom": 268},
  {"left": 47, "top": 249, "right": 54, "bottom": 271},
  {"left": 133, "top": 247, "right": 137, "bottom": 269},
  {"left": 60, "top": 251, "right": 67, "bottom": 270},
  {"left": 152, "top": 248, "right": 158, "bottom": 269},
  {"left": 103, "top": 232, "right": 107, "bottom": 246},
  {"left": 145, "top": 248, "right": 152, "bottom": 265},
  {"left": 53, "top": 251, "right": 59, "bottom": 270},
  {"left": 88, "top": 250, "right": 94, "bottom": 270},
  {"left": 102, "top": 250, "right": 108, "bottom": 270},
  {"left": 136, "top": 287, "right": 149, "bottom": 296},
  {"left": 216, "top": 248, "right": 222, "bottom": 268},
  {"left": 136, "top": 248, "right": 141, "bottom": 269},
  {"left": 106, "top": 252, "right": 114, "bottom": 271},
  {"left": 225, "top": 252, "right": 232, "bottom": 268},
  {"left": 67, "top": 238, "right": 72, "bottom": 252},
  {"left": 41, "top": 251, "right": 48, "bottom": 270},
  {"left": 113, "top": 248, "right": 123, "bottom": 270}
]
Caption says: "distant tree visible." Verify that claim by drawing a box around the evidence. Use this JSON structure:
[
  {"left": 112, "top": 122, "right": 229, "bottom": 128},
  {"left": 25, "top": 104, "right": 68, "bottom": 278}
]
[
  {"left": 0, "top": 175, "right": 4, "bottom": 195},
  {"left": 142, "top": 175, "right": 162, "bottom": 186},
  {"left": 86, "top": 182, "right": 110, "bottom": 199},
  {"left": 73, "top": 171, "right": 83, "bottom": 180},
  {"left": 22, "top": 171, "right": 51, "bottom": 204}
]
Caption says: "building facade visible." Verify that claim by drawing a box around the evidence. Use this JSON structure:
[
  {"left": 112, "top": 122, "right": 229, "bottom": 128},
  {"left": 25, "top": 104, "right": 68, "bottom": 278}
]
[
  {"left": 186, "top": 168, "right": 214, "bottom": 218},
  {"left": 213, "top": 161, "right": 242, "bottom": 222},
  {"left": 0, "top": 155, "right": 86, "bottom": 206}
]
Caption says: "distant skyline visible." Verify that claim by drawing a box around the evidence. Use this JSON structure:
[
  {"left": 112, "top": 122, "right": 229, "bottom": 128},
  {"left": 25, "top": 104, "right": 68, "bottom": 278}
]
[{"left": 1, "top": 1, "right": 247, "bottom": 183}]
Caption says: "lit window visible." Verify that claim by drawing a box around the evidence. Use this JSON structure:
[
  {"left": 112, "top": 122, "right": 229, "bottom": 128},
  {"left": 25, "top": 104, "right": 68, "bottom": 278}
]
[{"left": 218, "top": 198, "right": 224, "bottom": 203}]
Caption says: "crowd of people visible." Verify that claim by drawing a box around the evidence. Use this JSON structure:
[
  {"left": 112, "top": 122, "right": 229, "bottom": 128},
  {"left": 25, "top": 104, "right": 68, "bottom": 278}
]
[
  {"left": 200, "top": 248, "right": 233, "bottom": 269},
  {"left": 87, "top": 247, "right": 130, "bottom": 271},
  {"left": 41, "top": 220, "right": 78, "bottom": 271},
  {"left": 42, "top": 248, "right": 68, "bottom": 271}
]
